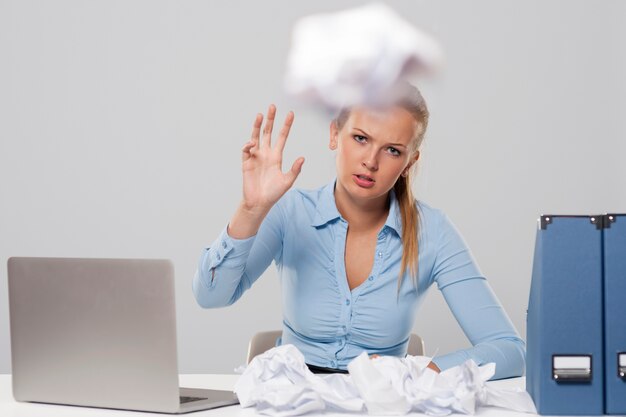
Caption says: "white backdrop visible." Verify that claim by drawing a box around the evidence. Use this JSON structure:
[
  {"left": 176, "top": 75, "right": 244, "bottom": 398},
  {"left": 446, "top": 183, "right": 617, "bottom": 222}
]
[{"left": 1, "top": 0, "right": 624, "bottom": 373}]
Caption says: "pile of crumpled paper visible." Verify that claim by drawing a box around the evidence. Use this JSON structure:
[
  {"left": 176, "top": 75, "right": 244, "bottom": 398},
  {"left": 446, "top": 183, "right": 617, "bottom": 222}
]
[{"left": 234, "top": 344, "right": 536, "bottom": 416}]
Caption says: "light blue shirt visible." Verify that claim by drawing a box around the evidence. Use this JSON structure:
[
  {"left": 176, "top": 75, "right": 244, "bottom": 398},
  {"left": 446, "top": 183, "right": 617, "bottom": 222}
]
[{"left": 193, "top": 179, "right": 525, "bottom": 379}]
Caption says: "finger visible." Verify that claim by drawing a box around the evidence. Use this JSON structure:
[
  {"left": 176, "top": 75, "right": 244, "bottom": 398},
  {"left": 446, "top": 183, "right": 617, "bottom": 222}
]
[
  {"left": 261, "top": 104, "right": 276, "bottom": 148},
  {"left": 242, "top": 141, "right": 254, "bottom": 162},
  {"left": 251, "top": 113, "right": 263, "bottom": 146},
  {"left": 427, "top": 362, "right": 441, "bottom": 373},
  {"left": 274, "top": 111, "right": 294, "bottom": 156},
  {"left": 285, "top": 157, "right": 305, "bottom": 186}
]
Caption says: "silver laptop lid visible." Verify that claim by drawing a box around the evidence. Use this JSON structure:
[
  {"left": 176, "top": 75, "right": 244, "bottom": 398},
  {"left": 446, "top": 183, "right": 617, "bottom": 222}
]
[{"left": 8, "top": 257, "right": 181, "bottom": 413}]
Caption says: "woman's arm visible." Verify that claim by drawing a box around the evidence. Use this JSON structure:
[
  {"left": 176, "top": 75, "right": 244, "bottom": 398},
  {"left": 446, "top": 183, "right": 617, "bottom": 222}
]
[
  {"left": 193, "top": 104, "right": 304, "bottom": 308},
  {"left": 192, "top": 197, "right": 286, "bottom": 308},
  {"left": 432, "top": 277, "right": 525, "bottom": 379},
  {"left": 430, "top": 212, "right": 525, "bottom": 380}
]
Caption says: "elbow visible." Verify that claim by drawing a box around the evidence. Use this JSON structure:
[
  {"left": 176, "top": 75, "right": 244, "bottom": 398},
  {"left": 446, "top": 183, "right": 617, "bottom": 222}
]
[
  {"left": 513, "top": 336, "right": 527, "bottom": 377},
  {"left": 493, "top": 336, "right": 526, "bottom": 379},
  {"left": 193, "top": 288, "right": 216, "bottom": 309},
  {"left": 191, "top": 269, "right": 244, "bottom": 309},
  {"left": 192, "top": 288, "right": 212, "bottom": 310},
  {"left": 193, "top": 288, "right": 228, "bottom": 309},
  {"left": 192, "top": 269, "right": 220, "bottom": 309}
]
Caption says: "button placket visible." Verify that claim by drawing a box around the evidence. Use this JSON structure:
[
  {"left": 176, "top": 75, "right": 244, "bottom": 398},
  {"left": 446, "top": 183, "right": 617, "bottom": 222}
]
[
  {"left": 334, "top": 221, "right": 352, "bottom": 335},
  {"left": 353, "top": 237, "right": 384, "bottom": 306}
]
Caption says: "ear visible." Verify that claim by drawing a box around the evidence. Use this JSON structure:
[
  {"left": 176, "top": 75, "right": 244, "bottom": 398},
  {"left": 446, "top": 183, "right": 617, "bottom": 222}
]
[
  {"left": 329, "top": 120, "right": 338, "bottom": 150},
  {"left": 402, "top": 151, "right": 420, "bottom": 177}
]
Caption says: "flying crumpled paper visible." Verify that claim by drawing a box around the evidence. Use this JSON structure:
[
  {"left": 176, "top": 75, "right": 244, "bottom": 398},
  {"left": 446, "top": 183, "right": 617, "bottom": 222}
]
[
  {"left": 234, "top": 344, "right": 536, "bottom": 416},
  {"left": 284, "top": 2, "right": 444, "bottom": 111}
]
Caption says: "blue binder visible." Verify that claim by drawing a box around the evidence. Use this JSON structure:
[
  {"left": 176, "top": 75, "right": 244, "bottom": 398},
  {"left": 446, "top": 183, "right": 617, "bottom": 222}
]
[
  {"left": 527, "top": 215, "right": 605, "bottom": 415},
  {"left": 603, "top": 214, "right": 626, "bottom": 415}
]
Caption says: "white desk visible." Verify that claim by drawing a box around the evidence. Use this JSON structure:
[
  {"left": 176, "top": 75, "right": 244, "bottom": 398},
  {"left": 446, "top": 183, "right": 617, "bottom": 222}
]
[{"left": 0, "top": 374, "right": 533, "bottom": 416}]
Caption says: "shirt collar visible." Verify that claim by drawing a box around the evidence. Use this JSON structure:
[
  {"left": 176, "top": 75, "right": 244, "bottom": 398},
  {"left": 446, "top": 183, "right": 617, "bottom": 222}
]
[
  {"left": 311, "top": 178, "right": 403, "bottom": 237},
  {"left": 384, "top": 188, "right": 402, "bottom": 236},
  {"left": 311, "top": 179, "right": 342, "bottom": 227}
]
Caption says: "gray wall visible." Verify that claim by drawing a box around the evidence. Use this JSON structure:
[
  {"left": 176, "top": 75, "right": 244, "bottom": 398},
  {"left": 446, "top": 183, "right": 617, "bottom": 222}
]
[{"left": 1, "top": 0, "right": 624, "bottom": 373}]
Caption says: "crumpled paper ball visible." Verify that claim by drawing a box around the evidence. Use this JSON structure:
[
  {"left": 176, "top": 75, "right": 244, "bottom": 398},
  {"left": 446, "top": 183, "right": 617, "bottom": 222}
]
[{"left": 284, "top": 2, "right": 444, "bottom": 111}]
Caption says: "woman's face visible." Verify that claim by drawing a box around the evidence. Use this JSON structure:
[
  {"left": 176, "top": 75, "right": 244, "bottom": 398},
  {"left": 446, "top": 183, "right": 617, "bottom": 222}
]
[{"left": 329, "top": 105, "right": 420, "bottom": 203}]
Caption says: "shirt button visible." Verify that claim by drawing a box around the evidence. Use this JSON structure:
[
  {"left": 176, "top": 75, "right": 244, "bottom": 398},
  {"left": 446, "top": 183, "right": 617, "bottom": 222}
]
[
  {"left": 378, "top": 252, "right": 383, "bottom": 258},
  {"left": 368, "top": 276, "right": 373, "bottom": 281},
  {"left": 222, "top": 241, "right": 227, "bottom": 249},
  {"left": 345, "top": 299, "right": 350, "bottom": 306},
  {"left": 342, "top": 325, "right": 347, "bottom": 331},
  {"left": 216, "top": 253, "right": 221, "bottom": 261}
]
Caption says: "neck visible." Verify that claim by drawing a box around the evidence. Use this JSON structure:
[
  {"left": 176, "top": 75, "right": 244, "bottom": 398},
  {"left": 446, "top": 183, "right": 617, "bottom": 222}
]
[{"left": 334, "top": 181, "right": 390, "bottom": 232}]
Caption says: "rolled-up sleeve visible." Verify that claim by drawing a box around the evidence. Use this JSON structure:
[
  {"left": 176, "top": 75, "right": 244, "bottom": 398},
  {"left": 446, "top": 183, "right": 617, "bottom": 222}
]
[
  {"left": 192, "top": 194, "right": 287, "bottom": 308},
  {"left": 430, "top": 212, "right": 526, "bottom": 380}
]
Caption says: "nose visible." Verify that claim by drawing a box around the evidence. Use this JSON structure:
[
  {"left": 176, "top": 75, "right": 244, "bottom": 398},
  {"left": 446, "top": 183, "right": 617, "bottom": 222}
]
[{"left": 362, "top": 152, "right": 378, "bottom": 172}]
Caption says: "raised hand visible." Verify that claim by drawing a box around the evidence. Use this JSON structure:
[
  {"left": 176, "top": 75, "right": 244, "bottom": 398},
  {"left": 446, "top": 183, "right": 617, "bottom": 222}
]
[
  {"left": 227, "top": 105, "right": 304, "bottom": 239},
  {"left": 240, "top": 104, "right": 305, "bottom": 213}
]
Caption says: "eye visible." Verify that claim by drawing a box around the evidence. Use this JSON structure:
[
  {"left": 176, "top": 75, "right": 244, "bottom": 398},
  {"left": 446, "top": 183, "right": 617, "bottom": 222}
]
[
  {"left": 387, "top": 147, "right": 401, "bottom": 157},
  {"left": 353, "top": 135, "right": 367, "bottom": 143}
]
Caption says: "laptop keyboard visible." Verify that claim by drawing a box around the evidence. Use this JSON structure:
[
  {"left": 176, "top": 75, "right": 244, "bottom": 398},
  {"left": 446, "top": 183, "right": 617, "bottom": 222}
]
[{"left": 180, "top": 396, "right": 208, "bottom": 404}]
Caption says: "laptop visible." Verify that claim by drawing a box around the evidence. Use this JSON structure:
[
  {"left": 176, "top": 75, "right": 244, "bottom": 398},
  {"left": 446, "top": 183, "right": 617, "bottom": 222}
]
[{"left": 7, "top": 257, "right": 239, "bottom": 414}]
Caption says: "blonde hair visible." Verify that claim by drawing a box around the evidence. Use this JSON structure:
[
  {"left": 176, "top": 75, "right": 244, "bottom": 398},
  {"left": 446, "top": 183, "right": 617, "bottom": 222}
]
[{"left": 333, "top": 83, "right": 429, "bottom": 292}]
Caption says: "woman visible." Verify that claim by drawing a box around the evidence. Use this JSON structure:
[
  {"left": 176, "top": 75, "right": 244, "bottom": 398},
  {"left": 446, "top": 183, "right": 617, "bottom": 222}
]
[{"left": 192, "top": 84, "right": 525, "bottom": 379}]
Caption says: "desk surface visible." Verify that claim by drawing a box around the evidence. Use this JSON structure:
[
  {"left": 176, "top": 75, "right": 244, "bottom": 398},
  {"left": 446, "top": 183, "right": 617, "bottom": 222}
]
[{"left": 0, "top": 374, "right": 531, "bottom": 416}]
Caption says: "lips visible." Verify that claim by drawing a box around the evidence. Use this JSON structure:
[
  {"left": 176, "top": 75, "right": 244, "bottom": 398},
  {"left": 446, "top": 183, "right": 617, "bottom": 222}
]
[
  {"left": 355, "top": 174, "right": 375, "bottom": 182},
  {"left": 353, "top": 174, "right": 376, "bottom": 189}
]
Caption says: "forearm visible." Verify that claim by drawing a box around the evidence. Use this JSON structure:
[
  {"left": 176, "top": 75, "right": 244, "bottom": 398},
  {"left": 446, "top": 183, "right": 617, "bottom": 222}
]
[
  {"left": 437, "top": 277, "right": 526, "bottom": 380},
  {"left": 431, "top": 337, "right": 525, "bottom": 380},
  {"left": 193, "top": 197, "right": 286, "bottom": 309},
  {"left": 192, "top": 225, "right": 256, "bottom": 308},
  {"left": 227, "top": 202, "right": 270, "bottom": 239}
]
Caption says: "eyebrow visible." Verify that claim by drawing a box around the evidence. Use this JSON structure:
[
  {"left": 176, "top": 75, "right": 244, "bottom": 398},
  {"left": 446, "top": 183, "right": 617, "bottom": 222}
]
[{"left": 353, "top": 128, "right": 407, "bottom": 148}]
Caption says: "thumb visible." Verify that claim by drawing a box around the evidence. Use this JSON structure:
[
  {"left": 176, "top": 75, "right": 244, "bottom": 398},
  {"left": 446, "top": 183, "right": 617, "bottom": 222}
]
[{"left": 286, "top": 157, "right": 305, "bottom": 185}]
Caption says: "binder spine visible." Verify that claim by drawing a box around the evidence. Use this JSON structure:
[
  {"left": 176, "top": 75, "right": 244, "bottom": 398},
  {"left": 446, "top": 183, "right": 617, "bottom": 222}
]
[{"left": 603, "top": 214, "right": 626, "bottom": 415}]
